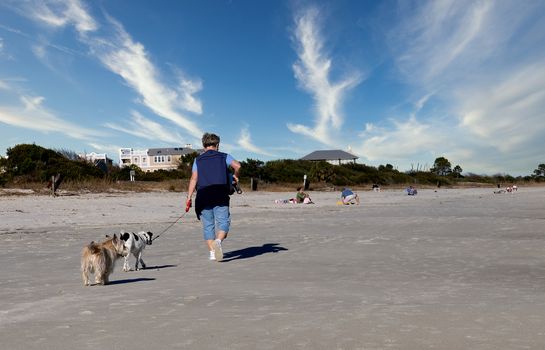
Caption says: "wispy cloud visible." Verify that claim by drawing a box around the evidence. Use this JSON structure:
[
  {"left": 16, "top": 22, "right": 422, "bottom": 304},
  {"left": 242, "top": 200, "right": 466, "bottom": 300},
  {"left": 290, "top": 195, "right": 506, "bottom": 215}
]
[
  {"left": 0, "top": 79, "right": 10, "bottom": 91},
  {"left": 391, "top": 0, "right": 494, "bottom": 86},
  {"left": 413, "top": 93, "right": 434, "bottom": 114},
  {"left": 287, "top": 6, "right": 362, "bottom": 145},
  {"left": 0, "top": 21, "right": 82, "bottom": 60},
  {"left": 17, "top": 0, "right": 205, "bottom": 139},
  {"left": 172, "top": 68, "right": 203, "bottom": 115},
  {"left": 356, "top": 116, "right": 440, "bottom": 162},
  {"left": 84, "top": 16, "right": 204, "bottom": 138},
  {"left": 0, "top": 36, "right": 14, "bottom": 60},
  {"left": 87, "top": 142, "right": 123, "bottom": 159},
  {"left": 31, "top": 44, "right": 46, "bottom": 59},
  {"left": 0, "top": 24, "right": 26, "bottom": 36},
  {"left": 26, "top": 0, "right": 97, "bottom": 33},
  {"left": 458, "top": 61, "right": 545, "bottom": 152},
  {"left": 354, "top": 113, "right": 485, "bottom": 173},
  {"left": 237, "top": 126, "right": 275, "bottom": 156},
  {"left": 0, "top": 94, "right": 101, "bottom": 140},
  {"left": 104, "top": 111, "right": 183, "bottom": 145},
  {"left": 355, "top": 0, "right": 545, "bottom": 174}
]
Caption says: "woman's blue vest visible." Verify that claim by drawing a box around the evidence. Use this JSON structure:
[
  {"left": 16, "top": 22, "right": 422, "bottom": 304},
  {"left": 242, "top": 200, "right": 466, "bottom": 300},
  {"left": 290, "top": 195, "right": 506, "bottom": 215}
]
[
  {"left": 196, "top": 150, "right": 229, "bottom": 190},
  {"left": 194, "top": 150, "right": 231, "bottom": 219}
]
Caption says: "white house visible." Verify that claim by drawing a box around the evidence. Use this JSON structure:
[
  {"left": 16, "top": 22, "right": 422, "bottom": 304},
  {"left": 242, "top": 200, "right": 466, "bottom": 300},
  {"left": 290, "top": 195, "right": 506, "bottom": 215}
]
[
  {"left": 119, "top": 145, "right": 200, "bottom": 172},
  {"left": 79, "top": 152, "right": 113, "bottom": 172},
  {"left": 79, "top": 152, "right": 112, "bottom": 164}
]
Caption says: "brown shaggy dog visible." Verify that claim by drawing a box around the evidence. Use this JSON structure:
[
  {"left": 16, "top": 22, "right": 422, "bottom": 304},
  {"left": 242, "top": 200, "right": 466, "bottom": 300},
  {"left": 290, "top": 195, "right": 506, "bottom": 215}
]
[{"left": 81, "top": 234, "right": 127, "bottom": 286}]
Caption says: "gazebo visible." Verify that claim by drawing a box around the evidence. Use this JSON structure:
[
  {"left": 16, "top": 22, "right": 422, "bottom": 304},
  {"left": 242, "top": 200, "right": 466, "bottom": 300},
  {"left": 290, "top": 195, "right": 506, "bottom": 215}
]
[{"left": 300, "top": 150, "right": 358, "bottom": 165}]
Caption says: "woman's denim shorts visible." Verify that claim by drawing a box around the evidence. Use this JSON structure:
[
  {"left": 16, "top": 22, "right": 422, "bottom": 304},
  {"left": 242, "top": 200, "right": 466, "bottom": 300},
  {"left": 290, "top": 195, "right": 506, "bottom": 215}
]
[{"left": 200, "top": 206, "right": 231, "bottom": 240}]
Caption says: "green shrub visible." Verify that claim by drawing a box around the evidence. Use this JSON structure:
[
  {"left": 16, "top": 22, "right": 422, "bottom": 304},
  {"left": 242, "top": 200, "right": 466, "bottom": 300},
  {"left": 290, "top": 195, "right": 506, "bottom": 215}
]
[
  {"left": 4, "top": 144, "right": 104, "bottom": 183},
  {"left": 3, "top": 144, "right": 537, "bottom": 189},
  {"left": 139, "top": 169, "right": 186, "bottom": 181}
]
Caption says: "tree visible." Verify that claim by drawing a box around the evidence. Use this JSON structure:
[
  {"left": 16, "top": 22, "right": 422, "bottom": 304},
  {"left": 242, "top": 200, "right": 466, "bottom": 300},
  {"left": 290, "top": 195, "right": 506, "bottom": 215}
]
[
  {"left": 533, "top": 163, "right": 545, "bottom": 177},
  {"left": 240, "top": 158, "right": 265, "bottom": 179},
  {"left": 430, "top": 157, "right": 452, "bottom": 176},
  {"left": 309, "top": 161, "right": 335, "bottom": 183},
  {"left": 177, "top": 151, "right": 199, "bottom": 177},
  {"left": 378, "top": 164, "right": 394, "bottom": 172},
  {"left": 0, "top": 156, "right": 6, "bottom": 187},
  {"left": 179, "top": 152, "right": 199, "bottom": 166},
  {"left": 452, "top": 165, "right": 463, "bottom": 178},
  {"left": 261, "top": 159, "right": 311, "bottom": 183},
  {"left": 112, "top": 164, "right": 143, "bottom": 181},
  {"left": 55, "top": 148, "right": 81, "bottom": 161},
  {"left": 4, "top": 144, "right": 103, "bottom": 182}
]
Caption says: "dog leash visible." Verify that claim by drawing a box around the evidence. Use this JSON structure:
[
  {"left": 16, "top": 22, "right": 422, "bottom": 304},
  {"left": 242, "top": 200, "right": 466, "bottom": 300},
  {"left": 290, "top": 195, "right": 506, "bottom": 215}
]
[
  {"left": 152, "top": 211, "right": 188, "bottom": 242},
  {"left": 153, "top": 185, "right": 243, "bottom": 242}
]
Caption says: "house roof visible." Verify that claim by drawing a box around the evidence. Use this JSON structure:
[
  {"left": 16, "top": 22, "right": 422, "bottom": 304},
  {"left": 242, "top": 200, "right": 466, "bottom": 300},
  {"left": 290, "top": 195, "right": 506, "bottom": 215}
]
[
  {"left": 300, "top": 150, "right": 358, "bottom": 161},
  {"left": 147, "top": 147, "right": 201, "bottom": 156}
]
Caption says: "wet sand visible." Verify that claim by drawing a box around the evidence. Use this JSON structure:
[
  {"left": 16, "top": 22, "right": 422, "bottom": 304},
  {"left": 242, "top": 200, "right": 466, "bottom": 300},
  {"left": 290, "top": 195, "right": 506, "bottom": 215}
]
[{"left": 1, "top": 187, "right": 545, "bottom": 349}]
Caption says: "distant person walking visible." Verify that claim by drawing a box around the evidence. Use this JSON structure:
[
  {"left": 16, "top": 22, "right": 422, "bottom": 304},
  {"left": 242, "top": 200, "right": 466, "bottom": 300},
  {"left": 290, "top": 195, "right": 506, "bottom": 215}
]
[{"left": 186, "top": 133, "right": 241, "bottom": 262}]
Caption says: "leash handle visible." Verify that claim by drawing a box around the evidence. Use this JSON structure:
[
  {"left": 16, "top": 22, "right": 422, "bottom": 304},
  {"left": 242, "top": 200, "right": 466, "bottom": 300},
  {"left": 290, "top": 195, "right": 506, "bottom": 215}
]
[{"left": 233, "top": 181, "right": 243, "bottom": 194}]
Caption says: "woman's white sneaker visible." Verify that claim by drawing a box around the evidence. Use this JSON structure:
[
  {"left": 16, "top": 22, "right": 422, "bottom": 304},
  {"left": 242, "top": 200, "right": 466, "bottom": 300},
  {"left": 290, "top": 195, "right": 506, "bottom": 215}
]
[
  {"left": 209, "top": 250, "right": 216, "bottom": 261},
  {"left": 214, "top": 239, "right": 223, "bottom": 262}
]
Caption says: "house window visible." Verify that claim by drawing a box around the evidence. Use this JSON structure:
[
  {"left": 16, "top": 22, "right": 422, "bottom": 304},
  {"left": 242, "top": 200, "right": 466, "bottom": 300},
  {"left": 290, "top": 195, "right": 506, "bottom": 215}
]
[
  {"left": 167, "top": 156, "right": 171, "bottom": 162},
  {"left": 134, "top": 157, "right": 138, "bottom": 163}
]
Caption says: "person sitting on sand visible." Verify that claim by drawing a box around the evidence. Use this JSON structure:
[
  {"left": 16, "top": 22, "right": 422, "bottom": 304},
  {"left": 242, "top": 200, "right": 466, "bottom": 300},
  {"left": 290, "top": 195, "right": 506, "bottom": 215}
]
[
  {"left": 406, "top": 186, "right": 417, "bottom": 195},
  {"left": 341, "top": 187, "right": 360, "bottom": 205},
  {"left": 296, "top": 187, "right": 313, "bottom": 204},
  {"left": 274, "top": 188, "right": 313, "bottom": 204}
]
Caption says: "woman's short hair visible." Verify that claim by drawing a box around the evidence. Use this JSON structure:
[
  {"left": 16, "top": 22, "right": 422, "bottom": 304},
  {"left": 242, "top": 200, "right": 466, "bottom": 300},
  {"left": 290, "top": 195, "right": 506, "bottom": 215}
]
[{"left": 202, "top": 133, "right": 220, "bottom": 147}]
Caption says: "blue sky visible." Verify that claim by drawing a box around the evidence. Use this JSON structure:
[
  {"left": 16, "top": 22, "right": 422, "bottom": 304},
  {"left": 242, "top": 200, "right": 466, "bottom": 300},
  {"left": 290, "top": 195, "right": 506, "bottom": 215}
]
[{"left": 1, "top": 0, "right": 544, "bottom": 176}]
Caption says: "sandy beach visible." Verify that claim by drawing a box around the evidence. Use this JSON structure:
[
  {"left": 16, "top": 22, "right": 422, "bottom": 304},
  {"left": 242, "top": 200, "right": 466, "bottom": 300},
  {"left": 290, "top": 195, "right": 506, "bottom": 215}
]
[{"left": 1, "top": 187, "right": 545, "bottom": 349}]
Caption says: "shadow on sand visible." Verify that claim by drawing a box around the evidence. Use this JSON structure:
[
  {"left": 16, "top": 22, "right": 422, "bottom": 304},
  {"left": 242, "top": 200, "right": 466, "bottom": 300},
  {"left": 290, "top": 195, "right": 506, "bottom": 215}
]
[
  {"left": 142, "top": 264, "right": 177, "bottom": 270},
  {"left": 108, "top": 278, "right": 156, "bottom": 285},
  {"left": 222, "top": 243, "right": 288, "bottom": 262}
]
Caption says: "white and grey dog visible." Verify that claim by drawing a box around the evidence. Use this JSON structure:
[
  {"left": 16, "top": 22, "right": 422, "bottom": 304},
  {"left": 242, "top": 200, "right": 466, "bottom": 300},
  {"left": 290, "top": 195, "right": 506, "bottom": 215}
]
[{"left": 120, "top": 231, "right": 153, "bottom": 271}]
